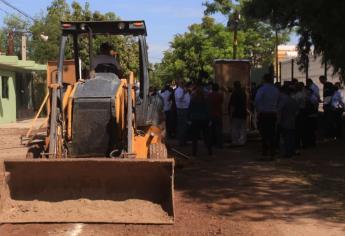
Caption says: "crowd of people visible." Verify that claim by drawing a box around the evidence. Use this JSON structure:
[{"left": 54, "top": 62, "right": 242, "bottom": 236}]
[
  {"left": 156, "top": 80, "right": 225, "bottom": 157},
  {"left": 154, "top": 74, "right": 344, "bottom": 159},
  {"left": 254, "top": 74, "right": 344, "bottom": 161}
]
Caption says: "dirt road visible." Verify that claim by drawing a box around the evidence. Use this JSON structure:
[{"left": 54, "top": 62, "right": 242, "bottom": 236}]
[
  {"left": 0, "top": 128, "right": 344, "bottom": 235},
  {"left": 0, "top": 129, "right": 27, "bottom": 160}
]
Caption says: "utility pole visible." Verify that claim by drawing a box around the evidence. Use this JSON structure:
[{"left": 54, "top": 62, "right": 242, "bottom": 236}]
[
  {"left": 21, "top": 34, "right": 27, "bottom": 61},
  {"left": 7, "top": 31, "right": 14, "bottom": 56},
  {"left": 233, "top": 21, "right": 238, "bottom": 59},
  {"left": 275, "top": 29, "right": 279, "bottom": 81},
  {"left": 230, "top": 11, "right": 240, "bottom": 59}
]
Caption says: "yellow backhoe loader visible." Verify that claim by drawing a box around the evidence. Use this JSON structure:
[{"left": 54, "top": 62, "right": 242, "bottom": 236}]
[{"left": 0, "top": 21, "right": 174, "bottom": 224}]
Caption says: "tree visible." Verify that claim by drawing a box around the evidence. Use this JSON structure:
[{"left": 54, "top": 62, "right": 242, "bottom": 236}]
[
  {"left": 204, "top": 0, "right": 288, "bottom": 65},
  {"left": 0, "top": 14, "right": 30, "bottom": 57},
  {"left": 30, "top": 0, "right": 71, "bottom": 63},
  {"left": 242, "top": 0, "right": 345, "bottom": 76},
  {"left": 28, "top": 0, "right": 139, "bottom": 75},
  {"left": 203, "top": 0, "right": 237, "bottom": 16},
  {"left": 155, "top": 1, "right": 288, "bottom": 84},
  {"left": 156, "top": 17, "right": 234, "bottom": 83}
]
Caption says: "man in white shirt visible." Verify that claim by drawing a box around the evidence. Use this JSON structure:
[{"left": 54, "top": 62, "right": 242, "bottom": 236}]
[
  {"left": 175, "top": 82, "right": 191, "bottom": 109},
  {"left": 160, "top": 85, "right": 173, "bottom": 138},
  {"left": 92, "top": 42, "right": 123, "bottom": 78},
  {"left": 174, "top": 80, "right": 191, "bottom": 145}
]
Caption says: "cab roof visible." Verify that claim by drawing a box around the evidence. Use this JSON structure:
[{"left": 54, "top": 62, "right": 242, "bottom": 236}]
[{"left": 61, "top": 21, "right": 147, "bottom": 36}]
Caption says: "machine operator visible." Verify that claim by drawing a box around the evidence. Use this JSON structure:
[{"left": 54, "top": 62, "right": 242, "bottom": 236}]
[{"left": 92, "top": 42, "right": 124, "bottom": 78}]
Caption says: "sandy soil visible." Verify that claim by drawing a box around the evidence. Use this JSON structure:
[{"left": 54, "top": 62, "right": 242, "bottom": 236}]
[
  {"left": 0, "top": 128, "right": 344, "bottom": 235},
  {"left": 0, "top": 199, "right": 171, "bottom": 224},
  {"left": 0, "top": 129, "right": 27, "bottom": 160}
]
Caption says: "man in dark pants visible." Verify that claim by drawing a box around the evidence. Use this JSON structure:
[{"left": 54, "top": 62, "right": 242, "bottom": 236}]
[
  {"left": 303, "top": 88, "right": 319, "bottom": 147},
  {"left": 189, "top": 84, "right": 212, "bottom": 157},
  {"left": 255, "top": 74, "right": 280, "bottom": 160},
  {"left": 229, "top": 81, "right": 247, "bottom": 146},
  {"left": 174, "top": 80, "right": 191, "bottom": 146},
  {"left": 319, "top": 76, "right": 336, "bottom": 138},
  {"left": 208, "top": 83, "right": 224, "bottom": 148},
  {"left": 278, "top": 85, "right": 299, "bottom": 158},
  {"left": 331, "top": 82, "right": 345, "bottom": 139}
]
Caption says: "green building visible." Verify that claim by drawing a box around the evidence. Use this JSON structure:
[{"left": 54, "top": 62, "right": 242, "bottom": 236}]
[{"left": 0, "top": 56, "right": 46, "bottom": 124}]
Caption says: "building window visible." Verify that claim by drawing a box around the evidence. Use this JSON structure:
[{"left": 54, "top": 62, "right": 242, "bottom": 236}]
[{"left": 1, "top": 76, "right": 9, "bottom": 99}]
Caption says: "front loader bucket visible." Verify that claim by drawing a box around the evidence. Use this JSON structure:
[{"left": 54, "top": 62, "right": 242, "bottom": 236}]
[{"left": 0, "top": 159, "right": 174, "bottom": 224}]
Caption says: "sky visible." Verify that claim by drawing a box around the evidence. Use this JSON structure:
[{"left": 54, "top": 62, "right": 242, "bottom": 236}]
[{"left": 0, "top": 0, "right": 298, "bottom": 63}]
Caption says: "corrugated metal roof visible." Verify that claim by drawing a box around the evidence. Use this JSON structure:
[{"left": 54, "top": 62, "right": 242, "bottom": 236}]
[{"left": 0, "top": 55, "right": 46, "bottom": 72}]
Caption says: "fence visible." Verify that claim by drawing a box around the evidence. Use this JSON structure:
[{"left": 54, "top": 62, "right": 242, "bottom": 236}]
[{"left": 279, "top": 56, "right": 340, "bottom": 86}]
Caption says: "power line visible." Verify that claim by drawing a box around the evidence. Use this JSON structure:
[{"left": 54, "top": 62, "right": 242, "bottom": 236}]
[
  {"left": 0, "top": 6, "right": 10, "bottom": 16},
  {"left": 0, "top": 0, "right": 35, "bottom": 22},
  {"left": 0, "top": 6, "right": 28, "bottom": 24},
  {"left": 0, "top": 6, "right": 32, "bottom": 35}
]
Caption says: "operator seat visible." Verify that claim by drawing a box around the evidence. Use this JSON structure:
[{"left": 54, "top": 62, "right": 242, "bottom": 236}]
[{"left": 95, "top": 63, "right": 123, "bottom": 78}]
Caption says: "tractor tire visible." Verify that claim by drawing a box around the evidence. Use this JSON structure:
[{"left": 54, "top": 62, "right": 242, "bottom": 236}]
[
  {"left": 149, "top": 143, "right": 168, "bottom": 159},
  {"left": 26, "top": 145, "right": 43, "bottom": 159}
]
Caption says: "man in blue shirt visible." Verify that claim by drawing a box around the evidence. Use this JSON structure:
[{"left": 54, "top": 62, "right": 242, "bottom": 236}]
[
  {"left": 255, "top": 74, "right": 280, "bottom": 159},
  {"left": 174, "top": 80, "right": 191, "bottom": 146}
]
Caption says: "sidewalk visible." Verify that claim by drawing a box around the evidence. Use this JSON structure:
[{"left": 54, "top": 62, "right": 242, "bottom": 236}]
[{"left": 0, "top": 118, "right": 47, "bottom": 130}]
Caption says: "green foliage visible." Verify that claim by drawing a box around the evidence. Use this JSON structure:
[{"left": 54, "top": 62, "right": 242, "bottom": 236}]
[
  {"left": 243, "top": 0, "right": 345, "bottom": 76},
  {"left": 155, "top": 1, "right": 288, "bottom": 84},
  {"left": 149, "top": 64, "right": 163, "bottom": 89},
  {"left": 203, "top": 0, "right": 235, "bottom": 15},
  {"left": 0, "top": 0, "right": 139, "bottom": 76},
  {"left": 0, "top": 14, "right": 30, "bottom": 57},
  {"left": 241, "top": 19, "right": 289, "bottom": 67},
  {"left": 156, "top": 17, "right": 233, "bottom": 83},
  {"left": 30, "top": 0, "right": 70, "bottom": 63}
]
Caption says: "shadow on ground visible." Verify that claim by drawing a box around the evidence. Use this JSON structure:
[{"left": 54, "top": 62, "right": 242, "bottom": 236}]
[{"left": 172, "top": 139, "right": 345, "bottom": 223}]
